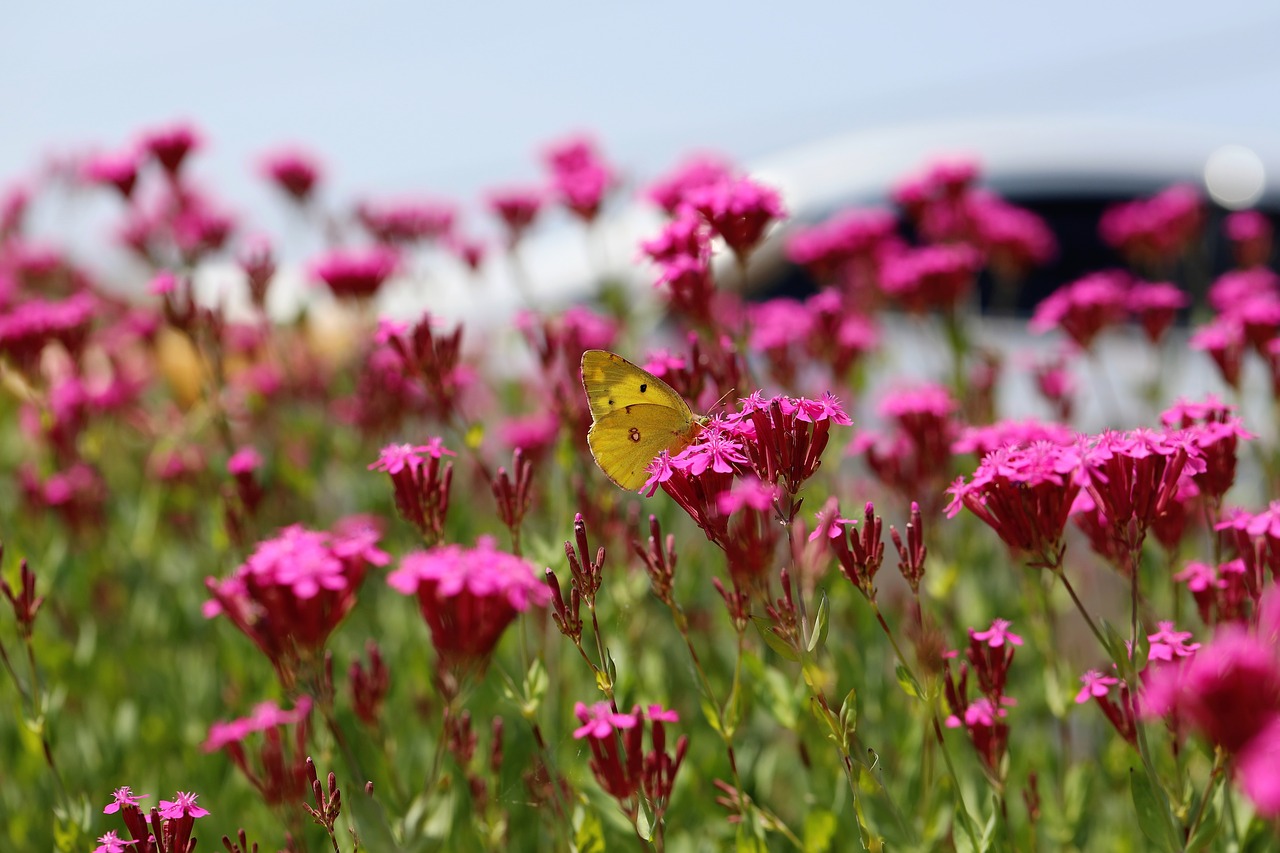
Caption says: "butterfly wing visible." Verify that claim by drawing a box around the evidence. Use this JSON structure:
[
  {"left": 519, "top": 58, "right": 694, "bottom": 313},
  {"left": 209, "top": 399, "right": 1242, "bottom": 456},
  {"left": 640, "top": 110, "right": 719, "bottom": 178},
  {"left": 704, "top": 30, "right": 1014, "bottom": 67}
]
[
  {"left": 581, "top": 350, "right": 694, "bottom": 422},
  {"left": 581, "top": 350, "right": 700, "bottom": 490},
  {"left": 587, "top": 404, "right": 700, "bottom": 490}
]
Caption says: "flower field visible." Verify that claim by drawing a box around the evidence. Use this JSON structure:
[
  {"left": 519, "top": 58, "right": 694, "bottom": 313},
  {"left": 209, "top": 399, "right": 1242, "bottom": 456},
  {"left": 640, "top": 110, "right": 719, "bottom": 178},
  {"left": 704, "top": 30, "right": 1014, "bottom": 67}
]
[{"left": 3, "top": 123, "right": 1280, "bottom": 851}]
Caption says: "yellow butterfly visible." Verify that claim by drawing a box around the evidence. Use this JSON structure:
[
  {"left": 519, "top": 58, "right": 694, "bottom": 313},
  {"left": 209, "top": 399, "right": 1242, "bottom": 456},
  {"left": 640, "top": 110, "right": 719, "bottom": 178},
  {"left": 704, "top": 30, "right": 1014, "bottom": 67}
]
[{"left": 581, "top": 350, "right": 705, "bottom": 490}]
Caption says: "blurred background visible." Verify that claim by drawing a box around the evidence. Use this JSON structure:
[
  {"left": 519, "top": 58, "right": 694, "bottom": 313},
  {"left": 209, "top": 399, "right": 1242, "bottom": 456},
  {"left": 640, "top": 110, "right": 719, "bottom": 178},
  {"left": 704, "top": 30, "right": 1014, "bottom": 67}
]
[{"left": 4, "top": 0, "right": 1280, "bottom": 322}]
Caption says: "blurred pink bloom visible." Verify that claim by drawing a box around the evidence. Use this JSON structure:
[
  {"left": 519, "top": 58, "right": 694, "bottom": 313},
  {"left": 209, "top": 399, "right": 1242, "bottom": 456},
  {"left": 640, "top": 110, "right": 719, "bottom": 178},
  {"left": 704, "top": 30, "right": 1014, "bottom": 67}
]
[
  {"left": 83, "top": 148, "right": 141, "bottom": 199},
  {"left": 357, "top": 197, "right": 455, "bottom": 244},
  {"left": 142, "top": 121, "right": 203, "bottom": 175},
  {"left": 879, "top": 243, "right": 981, "bottom": 313},
  {"left": 0, "top": 292, "right": 96, "bottom": 372},
  {"left": 259, "top": 146, "right": 323, "bottom": 202},
  {"left": 543, "top": 134, "right": 616, "bottom": 223},
  {"left": 227, "top": 446, "right": 263, "bottom": 476},
  {"left": 1225, "top": 210, "right": 1272, "bottom": 269},
  {"left": 310, "top": 246, "right": 399, "bottom": 301},
  {"left": 1207, "top": 268, "right": 1278, "bottom": 314},
  {"left": 487, "top": 186, "right": 544, "bottom": 244},
  {"left": 1190, "top": 314, "right": 1247, "bottom": 390},
  {"left": 1029, "top": 270, "right": 1129, "bottom": 350},
  {"left": 1126, "top": 280, "right": 1188, "bottom": 344},
  {"left": 688, "top": 175, "right": 786, "bottom": 260},
  {"left": 203, "top": 697, "right": 313, "bottom": 805},
  {"left": 952, "top": 418, "right": 1076, "bottom": 457},
  {"left": 645, "top": 153, "right": 734, "bottom": 215},
  {"left": 573, "top": 702, "right": 638, "bottom": 740},
  {"left": 1099, "top": 184, "right": 1202, "bottom": 265},
  {"left": 787, "top": 208, "right": 897, "bottom": 281},
  {"left": 967, "top": 191, "right": 1056, "bottom": 277}
]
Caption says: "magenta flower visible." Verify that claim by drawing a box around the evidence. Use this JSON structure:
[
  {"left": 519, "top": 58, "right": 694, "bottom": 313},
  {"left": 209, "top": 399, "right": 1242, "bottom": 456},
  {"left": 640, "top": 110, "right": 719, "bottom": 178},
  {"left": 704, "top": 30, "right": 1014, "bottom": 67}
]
[
  {"left": 1073, "top": 428, "right": 1205, "bottom": 562},
  {"left": 83, "top": 148, "right": 142, "bottom": 199},
  {"left": 93, "top": 830, "right": 137, "bottom": 853},
  {"left": 1190, "top": 315, "right": 1246, "bottom": 390},
  {"left": 310, "top": 246, "right": 399, "bottom": 301},
  {"left": 227, "top": 446, "right": 262, "bottom": 476},
  {"left": 487, "top": 186, "right": 544, "bottom": 245},
  {"left": 369, "top": 440, "right": 455, "bottom": 543},
  {"left": 1146, "top": 621, "right": 1202, "bottom": 662},
  {"left": 1160, "top": 396, "right": 1252, "bottom": 502},
  {"left": 687, "top": 175, "right": 786, "bottom": 261},
  {"left": 967, "top": 191, "right": 1056, "bottom": 277},
  {"left": 542, "top": 135, "right": 616, "bottom": 223},
  {"left": 1099, "top": 184, "right": 1202, "bottom": 265},
  {"left": 142, "top": 121, "right": 203, "bottom": 175},
  {"left": 645, "top": 153, "right": 734, "bottom": 215},
  {"left": 1224, "top": 209, "right": 1272, "bottom": 269},
  {"left": 947, "top": 440, "right": 1085, "bottom": 565},
  {"left": 951, "top": 418, "right": 1076, "bottom": 458},
  {"left": 815, "top": 498, "right": 885, "bottom": 600},
  {"left": 573, "top": 702, "right": 638, "bottom": 739},
  {"left": 1029, "top": 270, "right": 1130, "bottom": 350},
  {"left": 880, "top": 243, "right": 982, "bottom": 314},
  {"left": 1237, "top": 716, "right": 1280, "bottom": 816},
  {"left": 203, "top": 698, "right": 312, "bottom": 805},
  {"left": 0, "top": 292, "right": 97, "bottom": 373},
  {"left": 1076, "top": 668, "right": 1137, "bottom": 744},
  {"left": 103, "top": 786, "right": 147, "bottom": 815},
  {"left": 387, "top": 537, "right": 550, "bottom": 685},
  {"left": 786, "top": 208, "right": 897, "bottom": 281},
  {"left": 1127, "top": 281, "right": 1188, "bottom": 344},
  {"left": 357, "top": 197, "right": 456, "bottom": 244},
  {"left": 1207, "top": 268, "right": 1278, "bottom": 314},
  {"left": 259, "top": 146, "right": 323, "bottom": 203},
  {"left": 204, "top": 521, "right": 388, "bottom": 684},
  {"left": 573, "top": 702, "right": 688, "bottom": 812}
]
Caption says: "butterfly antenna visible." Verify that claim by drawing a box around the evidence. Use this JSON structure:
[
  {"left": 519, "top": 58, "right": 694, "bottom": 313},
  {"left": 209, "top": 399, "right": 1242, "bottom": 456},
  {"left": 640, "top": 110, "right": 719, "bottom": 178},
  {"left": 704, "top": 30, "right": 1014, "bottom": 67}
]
[{"left": 711, "top": 388, "right": 736, "bottom": 414}]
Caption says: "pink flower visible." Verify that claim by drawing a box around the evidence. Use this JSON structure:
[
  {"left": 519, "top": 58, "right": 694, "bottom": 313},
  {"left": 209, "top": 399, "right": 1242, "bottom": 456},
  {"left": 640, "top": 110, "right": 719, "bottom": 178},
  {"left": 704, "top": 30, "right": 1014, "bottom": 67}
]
[
  {"left": 1146, "top": 621, "right": 1201, "bottom": 662},
  {"left": 227, "top": 446, "right": 263, "bottom": 476},
  {"left": 83, "top": 148, "right": 141, "bottom": 199},
  {"left": 357, "top": 197, "right": 455, "bottom": 244},
  {"left": 158, "top": 790, "right": 210, "bottom": 820},
  {"left": 203, "top": 698, "right": 312, "bottom": 805},
  {"left": 103, "top": 786, "right": 146, "bottom": 815},
  {"left": 787, "top": 208, "right": 897, "bottom": 281},
  {"left": 259, "top": 147, "right": 323, "bottom": 202},
  {"left": 645, "top": 153, "right": 734, "bottom": 215},
  {"left": 687, "top": 175, "right": 786, "bottom": 260},
  {"left": 369, "top": 440, "right": 455, "bottom": 542},
  {"left": 310, "top": 246, "right": 399, "bottom": 301},
  {"left": 1207, "top": 268, "right": 1278, "bottom": 314},
  {"left": 1127, "top": 281, "right": 1188, "bottom": 344},
  {"left": 879, "top": 243, "right": 981, "bottom": 314},
  {"left": 1224, "top": 210, "right": 1272, "bottom": 269},
  {"left": 1075, "top": 669, "right": 1120, "bottom": 704},
  {"left": 93, "top": 830, "right": 137, "bottom": 853},
  {"left": 543, "top": 135, "right": 616, "bottom": 223},
  {"left": 947, "top": 441, "right": 1084, "bottom": 563},
  {"left": 1099, "top": 184, "right": 1201, "bottom": 264},
  {"left": 487, "top": 186, "right": 544, "bottom": 244},
  {"left": 1076, "top": 667, "right": 1137, "bottom": 743},
  {"left": 204, "top": 521, "right": 388, "bottom": 683},
  {"left": 387, "top": 537, "right": 550, "bottom": 677},
  {"left": 1190, "top": 315, "right": 1246, "bottom": 390},
  {"left": 952, "top": 418, "right": 1076, "bottom": 458},
  {"left": 1029, "top": 270, "right": 1129, "bottom": 350},
  {"left": 1237, "top": 716, "right": 1280, "bottom": 816},
  {"left": 142, "top": 121, "right": 203, "bottom": 175},
  {"left": 0, "top": 292, "right": 97, "bottom": 373},
  {"left": 966, "top": 191, "right": 1055, "bottom": 277},
  {"left": 573, "top": 702, "right": 639, "bottom": 740}
]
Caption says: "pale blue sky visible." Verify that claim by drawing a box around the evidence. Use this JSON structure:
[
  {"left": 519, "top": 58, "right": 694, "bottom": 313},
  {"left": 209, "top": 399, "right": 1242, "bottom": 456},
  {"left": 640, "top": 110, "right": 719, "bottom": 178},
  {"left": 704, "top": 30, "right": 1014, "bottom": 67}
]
[{"left": 4, "top": 1, "right": 1280, "bottom": 227}]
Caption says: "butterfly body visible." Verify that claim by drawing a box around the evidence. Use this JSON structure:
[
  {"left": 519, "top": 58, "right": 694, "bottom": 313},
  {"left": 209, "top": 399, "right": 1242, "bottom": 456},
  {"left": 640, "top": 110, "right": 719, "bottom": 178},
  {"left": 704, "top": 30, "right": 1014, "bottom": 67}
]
[{"left": 581, "top": 350, "right": 704, "bottom": 490}]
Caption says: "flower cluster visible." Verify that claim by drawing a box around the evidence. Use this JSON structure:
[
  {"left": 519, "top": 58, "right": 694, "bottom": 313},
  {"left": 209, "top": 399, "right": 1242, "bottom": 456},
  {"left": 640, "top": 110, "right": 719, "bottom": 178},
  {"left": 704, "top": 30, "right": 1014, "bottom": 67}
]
[
  {"left": 204, "top": 519, "right": 389, "bottom": 685},
  {"left": 387, "top": 536, "right": 549, "bottom": 690},
  {"left": 944, "top": 619, "right": 1022, "bottom": 776},
  {"left": 202, "top": 698, "right": 313, "bottom": 806},
  {"left": 572, "top": 702, "right": 687, "bottom": 827},
  {"left": 1099, "top": 184, "right": 1202, "bottom": 267},
  {"left": 99, "top": 786, "right": 209, "bottom": 853}
]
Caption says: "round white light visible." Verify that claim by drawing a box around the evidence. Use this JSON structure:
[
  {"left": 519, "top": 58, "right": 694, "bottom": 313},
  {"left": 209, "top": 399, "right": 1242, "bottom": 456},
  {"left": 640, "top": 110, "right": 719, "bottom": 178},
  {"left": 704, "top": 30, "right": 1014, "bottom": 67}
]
[{"left": 1204, "top": 144, "right": 1266, "bottom": 209}]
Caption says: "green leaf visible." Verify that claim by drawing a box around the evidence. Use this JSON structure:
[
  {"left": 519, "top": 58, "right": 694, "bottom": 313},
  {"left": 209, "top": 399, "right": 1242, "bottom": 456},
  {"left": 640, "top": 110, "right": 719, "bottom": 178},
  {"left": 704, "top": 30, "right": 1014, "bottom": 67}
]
[
  {"left": 1130, "top": 768, "right": 1180, "bottom": 852},
  {"left": 894, "top": 663, "right": 921, "bottom": 698},
  {"left": 759, "top": 623, "right": 800, "bottom": 662},
  {"left": 573, "top": 806, "right": 606, "bottom": 853},
  {"left": 802, "top": 808, "right": 838, "bottom": 852},
  {"left": 701, "top": 697, "right": 724, "bottom": 735},
  {"left": 839, "top": 687, "right": 857, "bottom": 731},
  {"left": 807, "top": 592, "right": 830, "bottom": 654},
  {"left": 635, "top": 800, "right": 654, "bottom": 841},
  {"left": 1185, "top": 782, "right": 1223, "bottom": 852}
]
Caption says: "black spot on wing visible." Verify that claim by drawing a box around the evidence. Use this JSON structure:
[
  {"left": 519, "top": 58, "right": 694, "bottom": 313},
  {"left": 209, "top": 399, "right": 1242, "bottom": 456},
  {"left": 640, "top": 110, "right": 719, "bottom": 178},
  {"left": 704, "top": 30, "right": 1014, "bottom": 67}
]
[{"left": 640, "top": 383, "right": 647, "bottom": 393}]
